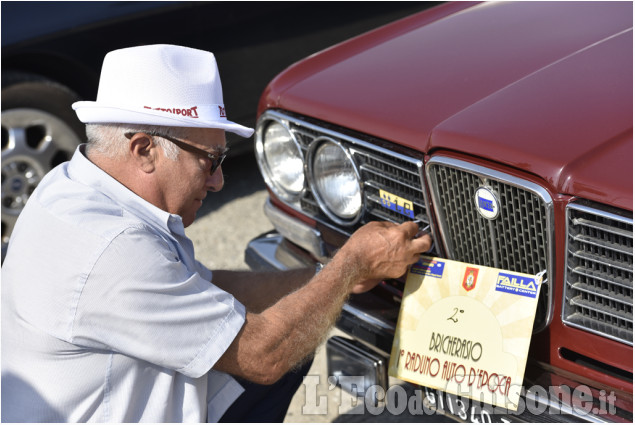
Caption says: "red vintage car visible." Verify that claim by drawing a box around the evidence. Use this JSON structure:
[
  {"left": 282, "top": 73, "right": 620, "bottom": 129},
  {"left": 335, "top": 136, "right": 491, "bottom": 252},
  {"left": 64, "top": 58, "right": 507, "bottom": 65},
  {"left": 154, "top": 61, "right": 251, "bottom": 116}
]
[{"left": 246, "top": 1, "right": 632, "bottom": 422}]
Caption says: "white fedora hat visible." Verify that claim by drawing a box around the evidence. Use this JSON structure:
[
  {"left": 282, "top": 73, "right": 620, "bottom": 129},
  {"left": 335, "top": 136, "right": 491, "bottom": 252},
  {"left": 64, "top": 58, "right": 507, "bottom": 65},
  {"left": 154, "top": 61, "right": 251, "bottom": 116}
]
[{"left": 72, "top": 44, "right": 254, "bottom": 138}]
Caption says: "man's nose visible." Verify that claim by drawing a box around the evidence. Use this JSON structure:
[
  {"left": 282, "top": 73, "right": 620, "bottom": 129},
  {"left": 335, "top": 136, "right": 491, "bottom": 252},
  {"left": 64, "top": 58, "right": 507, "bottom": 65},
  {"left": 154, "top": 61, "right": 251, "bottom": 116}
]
[{"left": 207, "top": 166, "right": 224, "bottom": 192}]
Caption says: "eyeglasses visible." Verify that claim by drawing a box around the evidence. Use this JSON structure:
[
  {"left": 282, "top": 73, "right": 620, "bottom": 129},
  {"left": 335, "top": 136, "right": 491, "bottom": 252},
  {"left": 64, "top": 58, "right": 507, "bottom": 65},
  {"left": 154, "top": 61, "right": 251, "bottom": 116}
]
[{"left": 125, "top": 131, "right": 227, "bottom": 175}]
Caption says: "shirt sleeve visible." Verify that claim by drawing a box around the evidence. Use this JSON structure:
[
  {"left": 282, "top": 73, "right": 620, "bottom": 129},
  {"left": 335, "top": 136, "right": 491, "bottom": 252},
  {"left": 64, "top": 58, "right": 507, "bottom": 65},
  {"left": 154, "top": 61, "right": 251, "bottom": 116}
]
[{"left": 70, "top": 226, "right": 245, "bottom": 378}]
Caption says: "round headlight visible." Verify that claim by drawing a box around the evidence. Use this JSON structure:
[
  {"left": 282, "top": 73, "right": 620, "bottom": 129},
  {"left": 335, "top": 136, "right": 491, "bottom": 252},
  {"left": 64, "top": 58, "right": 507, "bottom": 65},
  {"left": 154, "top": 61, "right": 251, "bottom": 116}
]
[
  {"left": 259, "top": 121, "right": 304, "bottom": 199},
  {"left": 309, "top": 139, "right": 362, "bottom": 223}
]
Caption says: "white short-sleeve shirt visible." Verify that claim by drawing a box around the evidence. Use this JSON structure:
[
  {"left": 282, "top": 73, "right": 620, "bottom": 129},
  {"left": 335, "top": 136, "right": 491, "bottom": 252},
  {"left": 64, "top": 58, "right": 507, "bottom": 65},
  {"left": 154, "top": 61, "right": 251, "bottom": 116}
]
[{"left": 1, "top": 146, "right": 246, "bottom": 422}]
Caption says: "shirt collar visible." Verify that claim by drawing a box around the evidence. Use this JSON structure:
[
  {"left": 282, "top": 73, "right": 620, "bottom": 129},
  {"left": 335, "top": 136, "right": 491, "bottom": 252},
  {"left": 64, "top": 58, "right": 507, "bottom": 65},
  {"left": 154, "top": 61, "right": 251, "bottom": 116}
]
[{"left": 66, "top": 145, "right": 185, "bottom": 235}]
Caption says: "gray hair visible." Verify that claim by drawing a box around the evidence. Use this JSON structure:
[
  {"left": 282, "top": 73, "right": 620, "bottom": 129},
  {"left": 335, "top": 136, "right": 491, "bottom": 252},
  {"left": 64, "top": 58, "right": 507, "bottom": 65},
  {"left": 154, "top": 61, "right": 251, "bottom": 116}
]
[{"left": 85, "top": 124, "right": 188, "bottom": 161}]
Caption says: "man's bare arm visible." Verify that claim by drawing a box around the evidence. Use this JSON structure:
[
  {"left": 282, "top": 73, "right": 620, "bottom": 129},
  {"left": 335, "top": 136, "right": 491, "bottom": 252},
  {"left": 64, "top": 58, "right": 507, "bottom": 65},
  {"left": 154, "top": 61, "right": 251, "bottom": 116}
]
[
  {"left": 211, "top": 268, "right": 315, "bottom": 313},
  {"left": 213, "top": 221, "right": 432, "bottom": 385}
]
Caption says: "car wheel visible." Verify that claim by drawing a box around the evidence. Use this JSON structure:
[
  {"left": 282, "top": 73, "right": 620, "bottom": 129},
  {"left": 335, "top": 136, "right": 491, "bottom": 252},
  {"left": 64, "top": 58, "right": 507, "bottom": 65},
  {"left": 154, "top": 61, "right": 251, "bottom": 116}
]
[{"left": 1, "top": 80, "right": 84, "bottom": 258}]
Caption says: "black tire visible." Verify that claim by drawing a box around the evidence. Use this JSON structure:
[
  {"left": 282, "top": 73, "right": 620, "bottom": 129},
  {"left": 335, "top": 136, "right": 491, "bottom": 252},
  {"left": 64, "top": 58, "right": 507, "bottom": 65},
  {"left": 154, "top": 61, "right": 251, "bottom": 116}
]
[
  {"left": 1, "top": 78, "right": 85, "bottom": 136},
  {"left": 2, "top": 70, "right": 53, "bottom": 89},
  {"left": 1, "top": 78, "right": 85, "bottom": 259}
]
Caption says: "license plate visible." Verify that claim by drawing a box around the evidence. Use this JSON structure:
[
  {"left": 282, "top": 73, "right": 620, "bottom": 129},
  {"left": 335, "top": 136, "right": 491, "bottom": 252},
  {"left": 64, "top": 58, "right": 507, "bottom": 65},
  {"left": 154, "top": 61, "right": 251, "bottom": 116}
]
[{"left": 422, "top": 386, "right": 520, "bottom": 423}]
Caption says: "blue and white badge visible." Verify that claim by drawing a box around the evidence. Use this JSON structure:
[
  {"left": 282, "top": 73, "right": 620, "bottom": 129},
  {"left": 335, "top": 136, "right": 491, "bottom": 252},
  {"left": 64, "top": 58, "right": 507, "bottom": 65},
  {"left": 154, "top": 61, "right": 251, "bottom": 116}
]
[
  {"left": 474, "top": 186, "right": 500, "bottom": 220},
  {"left": 495, "top": 272, "right": 539, "bottom": 298}
]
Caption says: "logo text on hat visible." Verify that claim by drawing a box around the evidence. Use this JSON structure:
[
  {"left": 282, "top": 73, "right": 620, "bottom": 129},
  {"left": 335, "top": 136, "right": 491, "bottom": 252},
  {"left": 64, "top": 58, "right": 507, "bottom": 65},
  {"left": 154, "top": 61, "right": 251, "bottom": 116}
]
[
  {"left": 144, "top": 105, "right": 199, "bottom": 118},
  {"left": 218, "top": 106, "right": 226, "bottom": 118}
]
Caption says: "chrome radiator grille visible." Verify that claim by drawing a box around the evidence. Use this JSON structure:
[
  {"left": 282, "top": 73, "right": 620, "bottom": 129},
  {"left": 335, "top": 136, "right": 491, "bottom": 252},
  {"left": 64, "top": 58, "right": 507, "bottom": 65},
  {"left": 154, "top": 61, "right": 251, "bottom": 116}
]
[
  {"left": 353, "top": 147, "right": 427, "bottom": 224},
  {"left": 426, "top": 157, "right": 554, "bottom": 331},
  {"left": 281, "top": 114, "right": 429, "bottom": 231},
  {"left": 564, "top": 203, "right": 633, "bottom": 345}
]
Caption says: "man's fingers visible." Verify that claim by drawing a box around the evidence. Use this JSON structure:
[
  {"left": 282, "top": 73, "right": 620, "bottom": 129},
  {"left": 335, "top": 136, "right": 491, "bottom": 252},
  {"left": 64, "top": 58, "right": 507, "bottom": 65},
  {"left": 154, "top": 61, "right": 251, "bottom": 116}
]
[
  {"left": 411, "top": 233, "right": 432, "bottom": 253},
  {"left": 398, "top": 221, "right": 420, "bottom": 238},
  {"left": 410, "top": 252, "right": 423, "bottom": 264}
]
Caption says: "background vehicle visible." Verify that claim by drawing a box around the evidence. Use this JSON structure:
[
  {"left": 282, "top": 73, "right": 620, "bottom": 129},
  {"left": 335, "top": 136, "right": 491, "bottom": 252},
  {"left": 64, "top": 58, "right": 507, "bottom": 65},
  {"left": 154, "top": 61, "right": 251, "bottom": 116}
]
[
  {"left": 1, "top": 0, "right": 432, "bottom": 259},
  {"left": 246, "top": 1, "right": 633, "bottom": 422}
]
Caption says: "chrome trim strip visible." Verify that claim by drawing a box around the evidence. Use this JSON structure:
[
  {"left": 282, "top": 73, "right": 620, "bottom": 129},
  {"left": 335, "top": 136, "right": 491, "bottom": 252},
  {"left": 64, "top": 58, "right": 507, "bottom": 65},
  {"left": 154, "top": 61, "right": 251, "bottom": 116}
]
[
  {"left": 415, "top": 155, "right": 439, "bottom": 257},
  {"left": 569, "top": 250, "right": 633, "bottom": 274},
  {"left": 425, "top": 157, "right": 554, "bottom": 205},
  {"left": 326, "top": 336, "right": 389, "bottom": 395},
  {"left": 568, "top": 202, "right": 634, "bottom": 226},
  {"left": 260, "top": 110, "right": 425, "bottom": 166},
  {"left": 522, "top": 390, "right": 609, "bottom": 423},
  {"left": 341, "top": 303, "right": 395, "bottom": 333},
  {"left": 263, "top": 199, "right": 329, "bottom": 263},
  {"left": 569, "top": 297, "right": 631, "bottom": 321},
  {"left": 563, "top": 200, "right": 633, "bottom": 346},
  {"left": 424, "top": 156, "right": 556, "bottom": 331},
  {"left": 569, "top": 235, "right": 634, "bottom": 258},
  {"left": 360, "top": 164, "right": 423, "bottom": 193},
  {"left": 245, "top": 232, "right": 319, "bottom": 271},
  {"left": 571, "top": 283, "right": 631, "bottom": 305},
  {"left": 567, "top": 262, "right": 632, "bottom": 288}
]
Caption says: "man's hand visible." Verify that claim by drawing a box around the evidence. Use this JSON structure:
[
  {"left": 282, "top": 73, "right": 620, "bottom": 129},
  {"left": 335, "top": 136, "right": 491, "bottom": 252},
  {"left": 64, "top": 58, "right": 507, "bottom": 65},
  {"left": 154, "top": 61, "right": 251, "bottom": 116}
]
[
  {"left": 213, "top": 220, "right": 431, "bottom": 384},
  {"left": 337, "top": 221, "right": 432, "bottom": 294}
]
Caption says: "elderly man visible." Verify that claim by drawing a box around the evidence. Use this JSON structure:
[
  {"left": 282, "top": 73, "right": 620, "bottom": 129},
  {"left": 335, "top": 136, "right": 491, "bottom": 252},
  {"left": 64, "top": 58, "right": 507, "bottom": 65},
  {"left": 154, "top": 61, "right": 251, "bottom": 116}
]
[{"left": 1, "top": 45, "right": 431, "bottom": 422}]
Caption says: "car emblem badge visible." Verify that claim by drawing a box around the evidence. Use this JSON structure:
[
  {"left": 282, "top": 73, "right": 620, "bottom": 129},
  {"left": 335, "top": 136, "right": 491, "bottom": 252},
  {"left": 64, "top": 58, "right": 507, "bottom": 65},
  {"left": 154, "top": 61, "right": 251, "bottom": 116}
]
[{"left": 474, "top": 186, "right": 500, "bottom": 220}]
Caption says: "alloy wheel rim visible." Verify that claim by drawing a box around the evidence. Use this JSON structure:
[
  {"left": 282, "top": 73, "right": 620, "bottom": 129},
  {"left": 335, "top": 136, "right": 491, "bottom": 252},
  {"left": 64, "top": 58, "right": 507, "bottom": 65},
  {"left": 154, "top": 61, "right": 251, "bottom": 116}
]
[{"left": 1, "top": 108, "right": 81, "bottom": 251}]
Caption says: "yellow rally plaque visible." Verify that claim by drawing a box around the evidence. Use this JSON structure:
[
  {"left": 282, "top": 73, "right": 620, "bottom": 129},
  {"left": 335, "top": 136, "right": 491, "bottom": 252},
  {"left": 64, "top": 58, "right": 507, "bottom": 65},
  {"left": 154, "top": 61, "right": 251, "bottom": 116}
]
[{"left": 389, "top": 256, "right": 543, "bottom": 411}]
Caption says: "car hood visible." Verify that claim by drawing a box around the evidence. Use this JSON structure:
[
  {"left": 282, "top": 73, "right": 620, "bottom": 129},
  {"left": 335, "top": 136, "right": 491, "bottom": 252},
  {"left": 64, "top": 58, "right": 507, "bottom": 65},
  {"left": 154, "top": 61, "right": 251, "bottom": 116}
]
[{"left": 266, "top": 1, "right": 633, "bottom": 209}]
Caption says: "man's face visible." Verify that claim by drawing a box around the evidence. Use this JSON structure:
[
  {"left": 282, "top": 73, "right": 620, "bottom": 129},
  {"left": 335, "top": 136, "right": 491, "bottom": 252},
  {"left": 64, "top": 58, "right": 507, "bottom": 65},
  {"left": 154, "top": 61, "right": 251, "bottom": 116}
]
[{"left": 156, "top": 127, "right": 227, "bottom": 227}]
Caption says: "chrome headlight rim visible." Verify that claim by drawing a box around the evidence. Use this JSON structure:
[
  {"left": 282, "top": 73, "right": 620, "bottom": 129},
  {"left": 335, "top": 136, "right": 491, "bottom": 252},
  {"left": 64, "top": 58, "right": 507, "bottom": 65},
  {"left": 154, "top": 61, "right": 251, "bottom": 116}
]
[
  {"left": 255, "top": 116, "right": 305, "bottom": 203},
  {"left": 306, "top": 136, "right": 364, "bottom": 226}
]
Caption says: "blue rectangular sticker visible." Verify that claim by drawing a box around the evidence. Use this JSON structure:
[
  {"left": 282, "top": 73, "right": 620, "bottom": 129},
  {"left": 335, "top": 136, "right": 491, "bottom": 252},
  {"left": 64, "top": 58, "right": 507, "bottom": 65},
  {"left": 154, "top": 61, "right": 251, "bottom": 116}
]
[
  {"left": 495, "top": 272, "right": 539, "bottom": 298},
  {"left": 410, "top": 258, "right": 445, "bottom": 279}
]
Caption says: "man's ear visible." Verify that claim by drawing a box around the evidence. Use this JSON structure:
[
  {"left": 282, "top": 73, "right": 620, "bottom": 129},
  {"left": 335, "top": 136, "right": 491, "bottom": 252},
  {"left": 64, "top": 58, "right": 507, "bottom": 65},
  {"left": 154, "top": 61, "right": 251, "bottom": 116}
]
[{"left": 128, "top": 133, "right": 157, "bottom": 173}]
